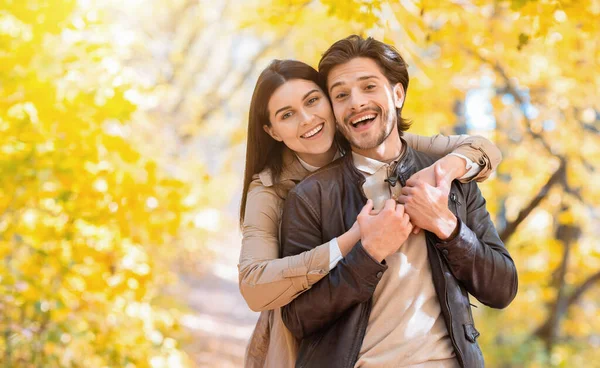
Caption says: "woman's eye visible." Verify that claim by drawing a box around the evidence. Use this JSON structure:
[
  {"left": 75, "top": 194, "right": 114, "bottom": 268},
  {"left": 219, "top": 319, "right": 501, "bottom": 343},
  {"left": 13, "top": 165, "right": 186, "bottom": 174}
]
[
  {"left": 335, "top": 92, "right": 347, "bottom": 99},
  {"left": 282, "top": 111, "right": 292, "bottom": 120},
  {"left": 307, "top": 97, "right": 319, "bottom": 105}
]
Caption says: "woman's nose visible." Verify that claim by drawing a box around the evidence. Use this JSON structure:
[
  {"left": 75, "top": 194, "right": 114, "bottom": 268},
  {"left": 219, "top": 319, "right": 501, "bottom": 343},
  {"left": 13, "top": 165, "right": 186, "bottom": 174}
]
[{"left": 299, "top": 109, "right": 313, "bottom": 125}]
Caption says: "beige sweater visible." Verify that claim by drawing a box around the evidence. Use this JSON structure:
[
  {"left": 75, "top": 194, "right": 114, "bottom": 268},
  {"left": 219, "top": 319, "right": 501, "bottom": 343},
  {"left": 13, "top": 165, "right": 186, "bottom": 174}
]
[
  {"left": 352, "top": 150, "right": 459, "bottom": 368},
  {"left": 239, "top": 133, "right": 501, "bottom": 368}
]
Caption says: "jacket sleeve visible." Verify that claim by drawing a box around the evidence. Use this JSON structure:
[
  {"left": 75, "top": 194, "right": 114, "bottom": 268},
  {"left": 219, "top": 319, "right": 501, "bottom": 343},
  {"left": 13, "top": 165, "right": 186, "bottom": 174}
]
[
  {"left": 403, "top": 132, "right": 502, "bottom": 183},
  {"left": 280, "top": 189, "right": 387, "bottom": 339},
  {"left": 435, "top": 182, "right": 518, "bottom": 308},
  {"left": 238, "top": 185, "right": 331, "bottom": 312}
]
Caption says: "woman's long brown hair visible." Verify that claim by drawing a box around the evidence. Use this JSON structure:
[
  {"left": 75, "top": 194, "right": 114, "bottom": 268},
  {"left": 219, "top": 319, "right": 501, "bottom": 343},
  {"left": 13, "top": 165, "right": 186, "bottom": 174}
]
[{"left": 239, "top": 60, "right": 325, "bottom": 226}]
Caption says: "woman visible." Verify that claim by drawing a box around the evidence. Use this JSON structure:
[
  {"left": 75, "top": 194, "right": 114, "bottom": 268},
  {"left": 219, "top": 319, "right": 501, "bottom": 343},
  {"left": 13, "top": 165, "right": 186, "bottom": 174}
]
[{"left": 238, "top": 60, "right": 501, "bottom": 367}]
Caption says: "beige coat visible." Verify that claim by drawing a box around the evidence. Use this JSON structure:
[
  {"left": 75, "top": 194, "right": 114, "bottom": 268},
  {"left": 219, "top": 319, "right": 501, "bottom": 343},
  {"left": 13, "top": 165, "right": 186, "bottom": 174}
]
[{"left": 239, "top": 133, "right": 502, "bottom": 368}]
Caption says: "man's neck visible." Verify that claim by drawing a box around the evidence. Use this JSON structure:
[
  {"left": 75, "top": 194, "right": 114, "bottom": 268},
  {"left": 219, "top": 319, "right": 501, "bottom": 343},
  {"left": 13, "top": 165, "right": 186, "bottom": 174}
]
[{"left": 352, "top": 128, "right": 403, "bottom": 163}]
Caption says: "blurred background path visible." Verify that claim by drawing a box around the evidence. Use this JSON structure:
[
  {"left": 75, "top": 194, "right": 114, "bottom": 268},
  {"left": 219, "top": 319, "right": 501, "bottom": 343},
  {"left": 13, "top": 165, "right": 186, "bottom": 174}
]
[{"left": 176, "top": 232, "right": 257, "bottom": 367}]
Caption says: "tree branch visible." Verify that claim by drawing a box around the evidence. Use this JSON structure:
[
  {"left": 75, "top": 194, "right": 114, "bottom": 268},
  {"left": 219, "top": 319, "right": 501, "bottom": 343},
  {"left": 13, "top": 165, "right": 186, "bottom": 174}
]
[
  {"left": 168, "top": 0, "right": 231, "bottom": 113},
  {"left": 565, "top": 270, "right": 600, "bottom": 310},
  {"left": 499, "top": 159, "right": 565, "bottom": 242},
  {"left": 532, "top": 207, "right": 582, "bottom": 352},
  {"left": 196, "top": 35, "right": 288, "bottom": 122},
  {"left": 466, "top": 48, "right": 555, "bottom": 155}
]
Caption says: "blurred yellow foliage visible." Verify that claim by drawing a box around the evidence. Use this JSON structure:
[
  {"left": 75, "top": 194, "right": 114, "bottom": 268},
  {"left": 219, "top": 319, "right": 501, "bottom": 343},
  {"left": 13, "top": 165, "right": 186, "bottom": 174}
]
[
  {"left": 1, "top": 1, "right": 194, "bottom": 366},
  {"left": 2, "top": 0, "right": 600, "bottom": 366}
]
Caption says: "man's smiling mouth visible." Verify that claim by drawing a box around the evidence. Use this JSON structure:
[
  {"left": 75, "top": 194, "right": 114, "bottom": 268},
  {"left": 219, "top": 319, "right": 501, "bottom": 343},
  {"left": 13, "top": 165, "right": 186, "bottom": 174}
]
[{"left": 349, "top": 113, "right": 377, "bottom": 128}]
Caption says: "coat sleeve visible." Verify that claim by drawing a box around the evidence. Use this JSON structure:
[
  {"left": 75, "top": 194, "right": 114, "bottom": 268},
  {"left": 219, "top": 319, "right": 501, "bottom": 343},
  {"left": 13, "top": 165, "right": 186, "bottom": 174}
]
[
  {"left": 280, "top": 189, "right": 387, "bottom": 339},
  {"left": 238, "top": 184, "right": 331, "bottom": 312},
  {"left": 434, "top": 182, "right": 518, "bottom": 308},
  {"left": 403, "top": 132, "right": 502, "bottom": 183}
]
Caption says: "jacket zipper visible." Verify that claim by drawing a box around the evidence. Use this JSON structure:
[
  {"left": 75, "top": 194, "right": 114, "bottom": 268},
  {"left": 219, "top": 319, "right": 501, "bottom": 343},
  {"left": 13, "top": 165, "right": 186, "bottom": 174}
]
[
  {"left": 298, "top": 332, "right": 325, "bottom": 368},
  {"left": 441, "top": 194, "right": 466, "bottom": 367},
  {"left": 450, "top": 192, "right": 461, "bottom": 207},
  {"left": 436, "top": 246, "right": 465, "bottom": 368},
  {"left": 346, "top": 300, "right": 372, "bottom": 368}
]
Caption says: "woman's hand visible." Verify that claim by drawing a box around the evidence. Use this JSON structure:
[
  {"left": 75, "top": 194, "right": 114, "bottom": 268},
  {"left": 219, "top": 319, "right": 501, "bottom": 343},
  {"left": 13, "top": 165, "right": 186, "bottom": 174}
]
[
  {"left": 348, "top": 219, "right": 361, "bottom": 243},
  {"left": 410, "top": 154, "right": 467, "bottom": 185},
  {"left": 358, "top": 199, "right": 413, "bottom": 262},
  {"left": 337, "top": 218, "right": 361, "bottom": 256}
]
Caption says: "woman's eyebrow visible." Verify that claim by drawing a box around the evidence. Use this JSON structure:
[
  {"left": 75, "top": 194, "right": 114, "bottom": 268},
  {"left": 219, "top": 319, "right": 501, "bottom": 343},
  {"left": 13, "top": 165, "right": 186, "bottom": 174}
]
[
  {"left": 275, "top": 89, "right": 320, "bottom": 117},
  {"left": 274, "top": 105, "right": 291, "bottom": 117},
  {"left": 302, "top": 89, "right": 319, "bottom": 100}
]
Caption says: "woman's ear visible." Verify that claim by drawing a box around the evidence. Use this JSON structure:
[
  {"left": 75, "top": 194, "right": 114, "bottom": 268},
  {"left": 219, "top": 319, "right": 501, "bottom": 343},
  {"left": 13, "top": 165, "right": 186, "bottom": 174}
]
[
  {"left": 393, "top": 83, "right": 405, "bottom": 109},
  {"left": 263, "top": 125, "right": 283, "bottom": 142}
]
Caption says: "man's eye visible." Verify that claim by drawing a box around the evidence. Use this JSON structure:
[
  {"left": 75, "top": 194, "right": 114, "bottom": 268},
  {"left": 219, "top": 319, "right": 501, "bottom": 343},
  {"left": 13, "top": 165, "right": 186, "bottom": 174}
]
[
  {"left": 366, "top": 84, "right": 376, "bottom": 90},
  {"left": 335, "top": 93, "right": 347, "bottom": 99},
  {"left": 282, "top": 111, "right": 292, "bottom": 119}
]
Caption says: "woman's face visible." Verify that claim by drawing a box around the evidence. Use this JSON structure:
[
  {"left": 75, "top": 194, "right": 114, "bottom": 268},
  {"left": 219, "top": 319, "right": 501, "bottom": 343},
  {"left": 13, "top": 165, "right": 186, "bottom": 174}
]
[{"left": 265, "top": 79, "right": 336, "bottom": 162}]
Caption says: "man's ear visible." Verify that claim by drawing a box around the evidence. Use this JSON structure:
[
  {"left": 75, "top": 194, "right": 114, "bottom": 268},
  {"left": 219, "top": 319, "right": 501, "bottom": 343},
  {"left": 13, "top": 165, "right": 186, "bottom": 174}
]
[
  {"left": 393, "top": 83, "right": 405, "bottom": 109},
  {"left": 263, "top": 124, "right": 283, "bottom": 142}
]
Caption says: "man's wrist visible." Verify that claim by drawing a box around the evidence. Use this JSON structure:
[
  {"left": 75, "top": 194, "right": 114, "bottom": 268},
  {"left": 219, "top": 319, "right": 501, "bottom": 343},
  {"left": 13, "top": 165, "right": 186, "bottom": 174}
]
[
  {"left": 362, "top": 242, "right": 385, "bottom": 263},
  {"left": 435, "top": 211, "right": 459, "bottom": 241}
]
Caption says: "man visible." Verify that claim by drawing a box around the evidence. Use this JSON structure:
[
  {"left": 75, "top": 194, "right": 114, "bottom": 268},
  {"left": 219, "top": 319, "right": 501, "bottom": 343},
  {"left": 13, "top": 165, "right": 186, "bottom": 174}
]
[{"left": 280, "top": 35, "right": 518, "bottom": 368}]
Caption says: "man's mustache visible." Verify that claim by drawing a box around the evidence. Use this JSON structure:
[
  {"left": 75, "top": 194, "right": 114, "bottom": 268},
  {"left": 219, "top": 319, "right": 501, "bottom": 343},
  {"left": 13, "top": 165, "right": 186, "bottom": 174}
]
[{"left": 344, "top": 106, "right": 383, "bottom": 125}]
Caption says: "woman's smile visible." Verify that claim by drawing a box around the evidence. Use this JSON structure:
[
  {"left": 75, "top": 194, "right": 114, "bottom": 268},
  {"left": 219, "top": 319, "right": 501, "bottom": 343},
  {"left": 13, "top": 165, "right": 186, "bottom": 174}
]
[{"left": 301, "top": 123, "right": 325, "bottom": 139}]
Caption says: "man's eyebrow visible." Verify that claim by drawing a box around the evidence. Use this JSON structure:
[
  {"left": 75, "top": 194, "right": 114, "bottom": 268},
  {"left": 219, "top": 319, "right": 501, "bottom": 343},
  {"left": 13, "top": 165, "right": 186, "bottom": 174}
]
[
  {"left": 329, "top": 81, "right": 345, "bottom": 93},
  {"left": 329, "top": 75, "right": 380, "bottom": 93},
  {"left": 358, "top": 75, "right": 379, "bottom": 82}
]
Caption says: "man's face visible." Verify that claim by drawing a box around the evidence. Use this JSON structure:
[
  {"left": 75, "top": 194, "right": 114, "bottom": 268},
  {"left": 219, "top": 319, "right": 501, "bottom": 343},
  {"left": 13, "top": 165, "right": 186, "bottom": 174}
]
[{"left": 327, "top": 57, "right": 405, "bottom": 153}]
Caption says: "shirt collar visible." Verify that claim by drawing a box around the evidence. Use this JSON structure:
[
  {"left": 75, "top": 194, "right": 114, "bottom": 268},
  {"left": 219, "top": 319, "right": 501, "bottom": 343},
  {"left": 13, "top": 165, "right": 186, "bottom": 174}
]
[{"left": 351, "top": 145, "right": 405, "bottom": 175}]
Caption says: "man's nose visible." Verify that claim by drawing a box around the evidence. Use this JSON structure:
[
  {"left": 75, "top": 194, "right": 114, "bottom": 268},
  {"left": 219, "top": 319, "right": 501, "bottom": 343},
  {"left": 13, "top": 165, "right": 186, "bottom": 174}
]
[{"left": 350, "top": 91, "right": 367, "bottom": 111}]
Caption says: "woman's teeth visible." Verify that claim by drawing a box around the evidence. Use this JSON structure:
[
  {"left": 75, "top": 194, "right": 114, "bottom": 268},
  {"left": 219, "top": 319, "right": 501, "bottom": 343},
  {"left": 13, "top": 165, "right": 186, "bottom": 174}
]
[{"left": 301, "top": 124, "right": 324, "bottom": 138}]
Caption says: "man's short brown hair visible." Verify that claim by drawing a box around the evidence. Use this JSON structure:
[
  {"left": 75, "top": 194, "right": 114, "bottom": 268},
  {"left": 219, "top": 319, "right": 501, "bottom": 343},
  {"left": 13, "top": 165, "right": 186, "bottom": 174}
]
[{"left": 319, "top": 35, "right": 411, "bottom": 133}]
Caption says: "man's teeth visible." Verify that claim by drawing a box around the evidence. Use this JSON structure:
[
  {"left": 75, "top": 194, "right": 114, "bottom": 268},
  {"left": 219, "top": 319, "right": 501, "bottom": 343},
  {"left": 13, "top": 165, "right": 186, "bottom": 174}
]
[
  {"left": 351, "top": 114, "right": 376, "bottom": 126},
  {"left": 302, "top": 124, "right": 324, "bottom": 138}
]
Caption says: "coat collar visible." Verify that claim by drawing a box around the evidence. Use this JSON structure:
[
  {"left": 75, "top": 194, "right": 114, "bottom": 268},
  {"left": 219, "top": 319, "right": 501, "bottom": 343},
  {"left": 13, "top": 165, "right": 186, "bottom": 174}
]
[
  {"left": 345, "top": 137, "right": 417, "bottom": 187},
  {"left": 256, "top": 147, "right": 310, "bottom": 187}
]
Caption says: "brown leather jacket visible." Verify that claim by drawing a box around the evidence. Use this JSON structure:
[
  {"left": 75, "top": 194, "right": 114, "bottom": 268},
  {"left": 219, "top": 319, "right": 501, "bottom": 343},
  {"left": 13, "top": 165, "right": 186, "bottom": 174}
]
[{"left": 279, "top": 142, "right": 518, "bottom": 368}]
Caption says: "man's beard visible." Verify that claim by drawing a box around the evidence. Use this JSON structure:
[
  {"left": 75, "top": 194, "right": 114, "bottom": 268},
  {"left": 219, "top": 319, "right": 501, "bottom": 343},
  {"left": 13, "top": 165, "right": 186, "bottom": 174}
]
[{"left": 344, "top": 107, "right": 395, "bottom": 151}]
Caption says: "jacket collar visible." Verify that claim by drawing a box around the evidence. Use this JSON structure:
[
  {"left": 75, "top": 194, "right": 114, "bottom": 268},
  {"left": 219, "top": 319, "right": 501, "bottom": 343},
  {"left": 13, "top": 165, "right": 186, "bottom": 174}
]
[
  {"left": 344, "top": 137, "right": 417, "bottom": 187},
  {"left": 257, "top": 147, "right": 310, "bottom": 187},
  {"left": 394, "top": 139, "right": 417, "bottom": 186}
]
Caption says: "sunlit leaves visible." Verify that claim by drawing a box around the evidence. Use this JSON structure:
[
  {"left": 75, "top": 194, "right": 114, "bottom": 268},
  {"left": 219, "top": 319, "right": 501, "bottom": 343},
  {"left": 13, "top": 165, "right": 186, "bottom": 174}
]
[{"left": 1, "top": 1, "right": 194, "bottom": 366}]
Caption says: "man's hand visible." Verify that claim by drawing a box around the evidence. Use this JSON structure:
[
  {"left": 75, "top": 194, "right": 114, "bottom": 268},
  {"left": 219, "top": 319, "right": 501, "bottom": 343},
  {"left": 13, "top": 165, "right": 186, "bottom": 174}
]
[
  {"left": 401, "top": 155, "right": 466, "bottom": 234},
  {"left": 397, "top": 163, "right": 458, "bottom": 240},
  {"left": 402, "top": 163, "right": 436, "bottom": 234},
  {"left": 357, "top": 199, "right": 413, "bottom": 262}
]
